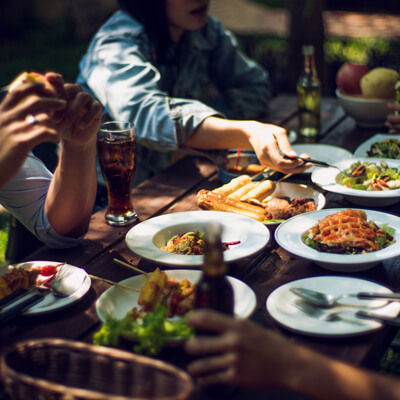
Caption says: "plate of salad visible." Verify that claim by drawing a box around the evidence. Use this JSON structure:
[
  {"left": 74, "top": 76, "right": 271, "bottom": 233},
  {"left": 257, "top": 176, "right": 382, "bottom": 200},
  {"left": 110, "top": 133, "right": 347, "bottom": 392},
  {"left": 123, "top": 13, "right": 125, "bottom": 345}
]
[
  {"left": 94, "top": 269, "right": 256, "bottom": 355},
  {"left": 311, "top": 158, "right": 400, "bottom": 206},
  {"left": 353, "top": 134, "right": 400, "bottom": 159}
]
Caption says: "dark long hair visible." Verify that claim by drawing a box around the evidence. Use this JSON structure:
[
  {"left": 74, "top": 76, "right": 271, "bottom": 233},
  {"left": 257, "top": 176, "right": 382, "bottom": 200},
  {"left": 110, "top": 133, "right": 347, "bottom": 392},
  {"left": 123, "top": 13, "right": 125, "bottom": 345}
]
[{"left": 117, "top": 0, "right": 172, "bottom": 64}]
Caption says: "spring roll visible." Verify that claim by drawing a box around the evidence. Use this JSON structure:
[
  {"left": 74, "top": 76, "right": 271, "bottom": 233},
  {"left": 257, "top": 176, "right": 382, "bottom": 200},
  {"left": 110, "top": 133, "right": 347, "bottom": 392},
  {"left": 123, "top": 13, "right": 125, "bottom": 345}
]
[
  {"left": 228, "top": 182, "right": 259, "bottom": 200},
  {"left": 240, "top": 180, "right": 276, "bottom": 202},
  {"left": 213, "top": 175, "right": 251, "bottom": 196}
]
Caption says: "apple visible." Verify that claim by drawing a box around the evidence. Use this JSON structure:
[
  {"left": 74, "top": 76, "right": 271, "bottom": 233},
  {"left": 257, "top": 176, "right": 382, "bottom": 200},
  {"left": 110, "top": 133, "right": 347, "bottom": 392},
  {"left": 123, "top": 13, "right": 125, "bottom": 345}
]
[
  {"left": 336, "top": 63, "right": 370, "bottom": 95},
  {"left": 8, "top": 71, "right": 57, "bottom": 95}
]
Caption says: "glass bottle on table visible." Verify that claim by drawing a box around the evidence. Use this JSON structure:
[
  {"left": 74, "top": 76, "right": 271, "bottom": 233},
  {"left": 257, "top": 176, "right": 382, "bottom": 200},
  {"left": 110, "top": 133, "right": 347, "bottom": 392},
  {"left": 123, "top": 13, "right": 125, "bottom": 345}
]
[
  {"left": 194, "top": 222, "right": 234, "bottom": 316},
  {"left": 297, "top": 44, "right": 321, "bottom": 138}
]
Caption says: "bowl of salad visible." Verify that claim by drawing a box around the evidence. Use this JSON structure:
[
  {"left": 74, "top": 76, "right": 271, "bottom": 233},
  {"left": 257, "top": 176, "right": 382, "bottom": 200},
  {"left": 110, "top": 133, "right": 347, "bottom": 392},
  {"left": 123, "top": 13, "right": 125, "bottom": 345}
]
[{"left": 311, "top": 158, "right": 400, "bottom": 207}]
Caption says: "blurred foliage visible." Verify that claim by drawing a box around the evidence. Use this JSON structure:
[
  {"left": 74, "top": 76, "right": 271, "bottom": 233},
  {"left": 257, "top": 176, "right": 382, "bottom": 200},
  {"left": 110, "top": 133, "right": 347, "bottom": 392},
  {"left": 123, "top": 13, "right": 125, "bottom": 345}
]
[{"left": 0, "top": 212, "right": 9, "bottom": 266}]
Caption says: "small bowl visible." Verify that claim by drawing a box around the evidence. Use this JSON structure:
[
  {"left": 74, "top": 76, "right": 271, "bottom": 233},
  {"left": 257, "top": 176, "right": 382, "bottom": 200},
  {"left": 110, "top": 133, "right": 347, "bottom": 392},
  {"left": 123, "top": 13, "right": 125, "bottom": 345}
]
[
  {"left": 336, "top": 89, "right": 391, "bottom": 128},
  {"left": 219, "top": 152, "right": 264, "bottom": 183}
]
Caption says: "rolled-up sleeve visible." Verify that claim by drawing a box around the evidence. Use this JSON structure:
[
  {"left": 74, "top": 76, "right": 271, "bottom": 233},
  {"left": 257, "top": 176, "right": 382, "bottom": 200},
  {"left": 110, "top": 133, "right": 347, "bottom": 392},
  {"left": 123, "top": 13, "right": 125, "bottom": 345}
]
[{"left": 0, "top": 155, "right": 84, "bottom": 248}]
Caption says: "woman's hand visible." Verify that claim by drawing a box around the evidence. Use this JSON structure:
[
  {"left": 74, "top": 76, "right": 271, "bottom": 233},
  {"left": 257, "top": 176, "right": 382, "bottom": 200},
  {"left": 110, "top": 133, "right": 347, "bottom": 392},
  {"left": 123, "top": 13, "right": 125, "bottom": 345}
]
[
  {"left": 0, "top": 78, "right": 66, "bottom": 188},
  {"left": 385, "top": 103, "right": 400, "bottom": 134},
  {"left": 184, "top": 310, "right": 297, "bottom": 389},
  {"left": 54, "top": 83, "right": 103, "bottom": 151}
]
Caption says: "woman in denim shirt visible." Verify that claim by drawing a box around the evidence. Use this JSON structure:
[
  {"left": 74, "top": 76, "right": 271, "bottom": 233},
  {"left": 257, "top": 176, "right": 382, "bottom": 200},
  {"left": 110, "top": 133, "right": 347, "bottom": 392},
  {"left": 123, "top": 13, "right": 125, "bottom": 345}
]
[{"left": 78, "top": 0, "right": 308, "bottom": 187}]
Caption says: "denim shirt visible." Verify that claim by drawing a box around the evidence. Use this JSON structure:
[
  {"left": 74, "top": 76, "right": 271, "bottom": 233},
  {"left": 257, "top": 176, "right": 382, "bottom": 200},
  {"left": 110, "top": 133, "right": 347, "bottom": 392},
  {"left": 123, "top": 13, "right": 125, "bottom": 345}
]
[
  {"left": 77, "top": 10, "right": 271, "bottom": 184},
  {"left": 0, "top": 154, "right": 84, "bottom": 248}
]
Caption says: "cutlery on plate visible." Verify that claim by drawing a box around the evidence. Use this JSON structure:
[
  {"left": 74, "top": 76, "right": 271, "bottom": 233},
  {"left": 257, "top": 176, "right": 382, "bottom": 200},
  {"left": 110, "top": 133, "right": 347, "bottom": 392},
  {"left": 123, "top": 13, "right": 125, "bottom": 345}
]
[
  {"left": 290, "top": 287, "right": 399, "bottom": 308},
  {"left": 0, "top": 266, "right": 85, "bottom": 324},
  {"left": 295, "top": 299, "right": 400, "bottom": 327},
  {"left": 113, "top": 258, "right": 149, "bottom": 276}
]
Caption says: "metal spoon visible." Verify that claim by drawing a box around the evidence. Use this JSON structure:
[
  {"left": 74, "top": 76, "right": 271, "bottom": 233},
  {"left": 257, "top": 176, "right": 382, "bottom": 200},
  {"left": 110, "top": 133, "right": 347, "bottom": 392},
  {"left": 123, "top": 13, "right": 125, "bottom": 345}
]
[{"left": 290, "top": 287, "right": 400, "bottom": 308}]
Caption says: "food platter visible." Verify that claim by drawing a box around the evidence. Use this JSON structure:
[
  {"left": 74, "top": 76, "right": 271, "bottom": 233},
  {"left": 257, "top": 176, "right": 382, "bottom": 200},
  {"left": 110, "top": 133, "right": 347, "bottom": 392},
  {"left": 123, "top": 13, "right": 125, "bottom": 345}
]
[
  {"left": 125, "top": 211, "right": 270, "bottom": 266},
  {"left": 96, "top": 269, "right": 257, "bottom": 343},
  {"left": 274, "top": 208, "right": 400, "bottom": 272},
  {"left": 266, "top": 276, "right": 400, "bottom": 337},
  {"left": 311, "top": 157, "right": 400, "bottom": 207},
  {"left": 292, "top": 144, "right": 352, "bottom": 173},
  {"left": 353, "top": 133, "right": 400, "bottom": 159},
  {"left": 0, "top": 261, "right": 90, "bottom": 315}
]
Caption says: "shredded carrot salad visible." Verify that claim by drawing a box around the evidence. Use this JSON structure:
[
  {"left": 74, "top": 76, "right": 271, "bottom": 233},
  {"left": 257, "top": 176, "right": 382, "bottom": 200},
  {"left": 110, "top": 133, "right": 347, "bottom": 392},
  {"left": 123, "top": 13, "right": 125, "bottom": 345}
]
[{"left": 305, "top": 209, "right": 395, "bottom": 254}]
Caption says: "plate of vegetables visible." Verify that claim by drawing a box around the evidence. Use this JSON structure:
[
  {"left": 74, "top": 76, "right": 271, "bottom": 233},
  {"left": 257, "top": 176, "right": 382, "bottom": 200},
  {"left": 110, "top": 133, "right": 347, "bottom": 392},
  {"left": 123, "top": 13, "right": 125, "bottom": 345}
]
[
  {"left": 311, "top": 158, "right": 400, "bottom": 206},
  {"left": 94, "top": 268, "right": 256, "bottom": 355},
  {"left": 353, "top": 134, "right": 400, "bottom": 159}
]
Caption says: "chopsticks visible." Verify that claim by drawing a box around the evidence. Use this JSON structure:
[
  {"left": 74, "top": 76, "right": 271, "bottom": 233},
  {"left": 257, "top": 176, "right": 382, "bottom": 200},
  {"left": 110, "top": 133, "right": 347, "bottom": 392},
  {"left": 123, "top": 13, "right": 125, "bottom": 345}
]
[
  {"left": 88, "top": 274, "right": 141, "bottom": 293},
  {"left": 113, "top": 259, "right": 149, "bottom": 277}
]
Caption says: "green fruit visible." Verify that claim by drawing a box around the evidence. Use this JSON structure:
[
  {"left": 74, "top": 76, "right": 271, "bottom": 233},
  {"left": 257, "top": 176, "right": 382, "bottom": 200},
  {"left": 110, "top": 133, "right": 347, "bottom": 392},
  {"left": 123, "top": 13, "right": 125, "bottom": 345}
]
[{"left": 360, "top": 67, "right": 399, "bottom": 99}]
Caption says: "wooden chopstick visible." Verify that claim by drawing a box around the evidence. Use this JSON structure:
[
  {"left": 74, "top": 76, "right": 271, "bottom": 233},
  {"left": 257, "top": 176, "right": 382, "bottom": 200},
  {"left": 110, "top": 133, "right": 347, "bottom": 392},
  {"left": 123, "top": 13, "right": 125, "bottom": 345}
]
[
  {"left": 88, "top": 274, "right": 141, "bottom": 293},
  {"left": 277, "top": 173, "right": 293, "bottom": 182},
  {"left": 251, "top": 167, "right": 272, "bottom": 181},
  {"left": 113, "top": 258, "right": 149, "bottom": 276}
]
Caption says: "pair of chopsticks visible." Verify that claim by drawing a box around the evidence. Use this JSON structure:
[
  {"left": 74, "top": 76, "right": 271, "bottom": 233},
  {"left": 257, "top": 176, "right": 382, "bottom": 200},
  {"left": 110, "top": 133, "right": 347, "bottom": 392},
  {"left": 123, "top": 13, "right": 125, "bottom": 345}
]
[{"left": 89, "top": 259, "right": 150, "bottom": 293}]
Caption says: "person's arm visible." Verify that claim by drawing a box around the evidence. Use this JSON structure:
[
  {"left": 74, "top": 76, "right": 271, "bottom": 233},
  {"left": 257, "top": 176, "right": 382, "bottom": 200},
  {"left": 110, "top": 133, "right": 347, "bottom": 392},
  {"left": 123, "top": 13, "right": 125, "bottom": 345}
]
[
  {"left": 0, "top": 79, "right": 66, "bottom": 188},
  {"left": 184, "top": 310, "right": 400, "bottom": 400},
  {"left": 185, "top": 116, "right": 309, "bottom": 174},
  {"left": 205, "top": 16, "right": 271, "bottom": 120},
  {"left": 385, "top": 103, "right": 400, "bottom": 133},
  {"left": 45, "top": 81, "right": 102, "bottom": 237}
]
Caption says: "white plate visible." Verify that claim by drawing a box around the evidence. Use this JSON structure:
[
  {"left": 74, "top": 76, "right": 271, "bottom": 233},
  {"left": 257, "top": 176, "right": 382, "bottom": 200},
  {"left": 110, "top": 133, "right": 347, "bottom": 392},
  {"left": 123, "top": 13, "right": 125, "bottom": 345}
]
[
  {"left": 266, "top": 276, "right": 400, "bottom": 337},
  {"left": 96, "top": 269, "right": 257, "bottom": 341},
  {"left": 125, "top": 211, "right": 270, "bottom": 266},
  {"left": 292, "top": 144, "right": 352, "bottom": 174},
  {"left": 263, "top": 182, "right": 326, "bottom": 229},
  {"left": 0, "top": 261, "right": 91, "bottom": 315},
  {"left": 353, "top": 133, "right": 400, "bottom": 158},
  {"left": 311, "top": 157, "right": 400, "bottom": 207},
  {"left": 274, "top": 208, "right": 400, "bottom": 272}
]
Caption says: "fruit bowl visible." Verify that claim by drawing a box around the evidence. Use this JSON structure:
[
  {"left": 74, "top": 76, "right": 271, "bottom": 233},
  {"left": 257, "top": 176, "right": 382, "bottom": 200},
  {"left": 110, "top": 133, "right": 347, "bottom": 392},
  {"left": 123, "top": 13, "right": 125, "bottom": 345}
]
[{"left": 336, "top": 89, "right": 391, "bottom": 128}]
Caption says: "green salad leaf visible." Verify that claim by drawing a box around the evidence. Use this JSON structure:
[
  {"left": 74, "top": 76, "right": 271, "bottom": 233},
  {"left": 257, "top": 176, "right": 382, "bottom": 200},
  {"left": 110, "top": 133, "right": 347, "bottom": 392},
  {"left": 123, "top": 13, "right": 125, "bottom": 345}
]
[{"left": 93, "top": 303, "right": 194, "bottom": 356}]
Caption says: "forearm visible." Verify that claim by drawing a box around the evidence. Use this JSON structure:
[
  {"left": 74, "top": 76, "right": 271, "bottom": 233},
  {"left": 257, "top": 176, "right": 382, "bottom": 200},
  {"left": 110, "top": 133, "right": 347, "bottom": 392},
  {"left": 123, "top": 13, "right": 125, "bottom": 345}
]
[
  {"left": 286, "top": 345, "right": 400, "bottom": 400},
  {"left": 45, "top": 140, "right": 97, "bottom": 237}
]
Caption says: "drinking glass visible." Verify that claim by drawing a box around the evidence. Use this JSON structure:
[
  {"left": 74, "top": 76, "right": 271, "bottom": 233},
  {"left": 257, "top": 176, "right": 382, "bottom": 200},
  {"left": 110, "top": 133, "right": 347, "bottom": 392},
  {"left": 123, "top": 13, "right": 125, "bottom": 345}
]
[{"left": 97, "top": 121, "right": 137, "bottom": 226}]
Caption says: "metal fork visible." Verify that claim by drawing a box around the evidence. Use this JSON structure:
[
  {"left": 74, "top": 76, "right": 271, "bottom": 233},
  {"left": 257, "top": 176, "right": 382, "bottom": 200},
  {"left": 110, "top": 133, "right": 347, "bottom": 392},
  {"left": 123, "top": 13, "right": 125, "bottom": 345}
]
[{"left": 295, "top": 299, "right": 400, "bottom": 326}]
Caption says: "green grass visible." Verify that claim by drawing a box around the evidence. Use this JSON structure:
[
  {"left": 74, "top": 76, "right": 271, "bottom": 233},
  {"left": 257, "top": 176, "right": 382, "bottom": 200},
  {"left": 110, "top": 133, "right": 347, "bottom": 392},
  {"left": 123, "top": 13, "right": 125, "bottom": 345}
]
[{"left": 0, "top": 212, "right": 9, "bottom": 266}]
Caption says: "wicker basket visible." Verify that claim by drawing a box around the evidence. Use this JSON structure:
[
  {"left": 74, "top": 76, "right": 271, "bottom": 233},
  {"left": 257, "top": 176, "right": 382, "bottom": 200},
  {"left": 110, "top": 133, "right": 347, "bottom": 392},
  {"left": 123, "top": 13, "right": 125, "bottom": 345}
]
[{"left": 0, "top": 338, "right": 194, "bottom": 400}]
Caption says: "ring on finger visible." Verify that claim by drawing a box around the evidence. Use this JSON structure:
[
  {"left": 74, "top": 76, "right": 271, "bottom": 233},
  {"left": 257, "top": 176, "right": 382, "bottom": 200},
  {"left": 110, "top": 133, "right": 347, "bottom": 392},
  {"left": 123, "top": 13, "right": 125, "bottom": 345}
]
[{"left": 26, "top": 114, "right": 40, "bottom": 126}]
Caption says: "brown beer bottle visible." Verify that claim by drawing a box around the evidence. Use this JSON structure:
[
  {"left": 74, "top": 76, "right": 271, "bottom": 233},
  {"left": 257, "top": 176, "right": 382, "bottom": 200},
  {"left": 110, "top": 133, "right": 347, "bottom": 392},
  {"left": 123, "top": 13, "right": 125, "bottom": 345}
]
[{"left": 194, "top": 223, "right": 234, "bottom": 315}]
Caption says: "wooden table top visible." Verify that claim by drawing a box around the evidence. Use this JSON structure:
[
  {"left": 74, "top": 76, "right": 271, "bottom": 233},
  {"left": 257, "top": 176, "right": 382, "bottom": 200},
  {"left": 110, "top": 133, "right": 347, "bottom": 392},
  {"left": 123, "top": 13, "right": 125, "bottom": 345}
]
[{"left": 1, "top": 94, "right": 400, "bottom": 399}]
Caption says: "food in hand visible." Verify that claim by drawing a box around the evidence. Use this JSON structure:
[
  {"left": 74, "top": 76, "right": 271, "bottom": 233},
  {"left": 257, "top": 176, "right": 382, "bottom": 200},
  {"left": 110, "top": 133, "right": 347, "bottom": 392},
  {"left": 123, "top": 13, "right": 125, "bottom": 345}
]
[
  {"left": 337, "top": 160, "right": 400, "bottom": 191},
  {"left": 366, "top": 139, "right": 400, "bottom": 160},
  {"left": 336, "top": 62, "right": 369, "bottom": 95},
  {"left": 8, "top": 71, "right": 57, "bottom": 95},
  {"left": 303, "top": 209, "right": 395, "bottom": 254},
  {"left": 360, "top": 67, "right": 399, "bottom": 99},
  {"left": 138, "top": 267, "right": 196, "bottom": 317}
]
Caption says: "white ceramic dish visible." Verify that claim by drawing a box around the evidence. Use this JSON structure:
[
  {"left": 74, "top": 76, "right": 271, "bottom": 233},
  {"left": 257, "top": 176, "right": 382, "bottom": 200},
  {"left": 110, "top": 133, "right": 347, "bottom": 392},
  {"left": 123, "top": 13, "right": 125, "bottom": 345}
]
[
  {"left": 125, "top": 211, "right": 270, "bottom": 266},
  {"left": 0, "top": 261, "right": 91, "bottom": 315},
  {"left": 292, "top": 144, "right": 352, "bottom": 174},
  {"left": 96, "top": 269, "right": 257, "bottom": 342},
  {"left": 336, "top": 89, "right": 391, "bottom": 128},
  {"left": 266, "top": 276, "right": 400, "bottom": 337},
  {"left": 274, "top": 208, "right": 400, "bottom": 272},
  {"left": 311, "top": 157, "right": 400, "bottom": 207},
  {"left": 263, "top": 182, "right": 326, "bottom": 229},
  {"left": 353, "top": 133, "right": 400, "bottom": 159}
]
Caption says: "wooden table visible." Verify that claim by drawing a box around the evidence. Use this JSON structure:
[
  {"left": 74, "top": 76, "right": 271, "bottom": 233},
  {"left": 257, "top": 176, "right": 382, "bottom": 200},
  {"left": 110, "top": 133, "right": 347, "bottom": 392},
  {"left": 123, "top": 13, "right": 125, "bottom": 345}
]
[{"left": 1, "top": 94, "right": 400, "bottom": 399}]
